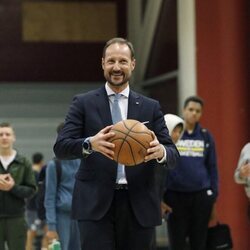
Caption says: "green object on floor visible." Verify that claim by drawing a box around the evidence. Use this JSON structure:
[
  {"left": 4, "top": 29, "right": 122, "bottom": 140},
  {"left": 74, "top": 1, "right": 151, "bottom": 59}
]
[{"left": 48, "top": 239, "right": 61, "bottom": 250}]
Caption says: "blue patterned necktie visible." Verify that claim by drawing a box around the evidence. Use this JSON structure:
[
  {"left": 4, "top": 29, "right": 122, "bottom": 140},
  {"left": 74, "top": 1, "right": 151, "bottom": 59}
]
[
  {"left": 110, "top": 93, "right": 126, "bottom": 183},
  {"left": 111, "top": 93, "right": 122, "bottom": 124}
]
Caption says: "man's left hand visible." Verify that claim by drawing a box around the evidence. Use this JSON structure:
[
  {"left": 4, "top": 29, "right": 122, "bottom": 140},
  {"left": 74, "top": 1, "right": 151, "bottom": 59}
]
[{"left": 144, "top": 131, "right": 164, "bottom": 162}]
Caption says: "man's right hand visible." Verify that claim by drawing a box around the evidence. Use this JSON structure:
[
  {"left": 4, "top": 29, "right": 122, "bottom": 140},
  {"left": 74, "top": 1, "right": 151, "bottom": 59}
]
[
  {"left": 90, "top": 125, "right": 116, "bottom": 159},
  {"left": 161, "top": 201, "right": 172, "bottom": 217},
  {"left": 46, "top": 230, "right": 59, "bottom": 244}
]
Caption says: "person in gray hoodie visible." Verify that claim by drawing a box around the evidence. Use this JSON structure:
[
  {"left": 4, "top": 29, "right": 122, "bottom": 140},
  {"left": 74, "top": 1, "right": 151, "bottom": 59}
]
[
  {"left": 164, "top": 114, "right": 184, "bottom": 144},
  {"left": 152, "top": 114, "right": 184, "bottom": 250},
  {"left": 161, "top": 114, "right": 184, "bottom": 215},
  {"left": 234, "top": 143, "right": 250, "bottom": 219}
]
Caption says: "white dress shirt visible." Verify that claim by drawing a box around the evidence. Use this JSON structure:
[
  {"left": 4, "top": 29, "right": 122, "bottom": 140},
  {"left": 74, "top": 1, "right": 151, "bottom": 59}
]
[{"left": 106, "top": 83, "right": 129, "bottom": 184}]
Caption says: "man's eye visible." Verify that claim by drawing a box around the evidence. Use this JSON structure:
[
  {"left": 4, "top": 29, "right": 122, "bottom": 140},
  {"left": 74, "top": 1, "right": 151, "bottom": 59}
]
[
  {"left": 120, "top": 60, "right": 128, "bottom": 64},
  {"left": 106, "top": 60, "right": 114, "bottom": 64}
]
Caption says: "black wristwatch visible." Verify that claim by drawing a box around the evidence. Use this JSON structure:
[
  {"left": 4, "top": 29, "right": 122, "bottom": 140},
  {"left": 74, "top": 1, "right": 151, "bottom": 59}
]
[{"left": 82, "top": 137, "right": 93, "bottom": 155}]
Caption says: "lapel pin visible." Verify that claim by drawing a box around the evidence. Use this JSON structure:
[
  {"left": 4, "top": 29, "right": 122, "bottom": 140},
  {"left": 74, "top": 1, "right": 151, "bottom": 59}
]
[{"left": 136, "top": 102, "right": 139, "bottom": 105}]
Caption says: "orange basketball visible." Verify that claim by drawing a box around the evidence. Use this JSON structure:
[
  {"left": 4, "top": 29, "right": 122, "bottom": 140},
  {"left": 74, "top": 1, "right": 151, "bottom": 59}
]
[{"left": 109, "top": 119, "right": 154, "bottom": 166}]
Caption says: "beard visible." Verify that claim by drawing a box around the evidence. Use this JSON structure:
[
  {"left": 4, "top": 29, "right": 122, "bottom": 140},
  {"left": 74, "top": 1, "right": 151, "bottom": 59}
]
[
  {"left": 104, "top": 71, "right": 131, "bottom": 87},
  {"left": 108, "top": 79, "right": 127, "bottom": 87}
]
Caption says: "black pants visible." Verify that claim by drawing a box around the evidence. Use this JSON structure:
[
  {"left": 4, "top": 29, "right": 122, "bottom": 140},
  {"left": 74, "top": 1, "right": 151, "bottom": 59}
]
[
  {"left": 0, "top": 217, "right": 27, "bottom": 250},
  {"left": 164, "top": 190, "right": 215, "bottom": 250},
  {"left": 78, "top": 190, "right": 154, "bottom": 250}
]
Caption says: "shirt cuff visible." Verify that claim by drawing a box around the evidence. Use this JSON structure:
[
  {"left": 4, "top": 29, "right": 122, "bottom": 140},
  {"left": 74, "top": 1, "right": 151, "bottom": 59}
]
[{"left": 157, "top": 144, "right": 167, "bottom": 164}]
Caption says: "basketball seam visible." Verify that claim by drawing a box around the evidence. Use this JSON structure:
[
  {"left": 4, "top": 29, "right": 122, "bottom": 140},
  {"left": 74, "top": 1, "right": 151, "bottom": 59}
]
[
  {"left": 117, "top": 140, "right": 136, "bottom": 166},
  {"left": 111, "top": 129, "right": 151, "bottom": 149},
  {"left": 123, "top": 120, "right": 139, "bottom": 131}
]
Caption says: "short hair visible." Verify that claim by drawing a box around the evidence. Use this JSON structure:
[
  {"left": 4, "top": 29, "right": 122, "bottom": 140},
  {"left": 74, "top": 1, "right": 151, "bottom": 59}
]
[
  {"left": 102, "top": 37, "right": 135, "bottom": 59},
  {"left": 184, "top": 96, "right": 204, "bottom": 108},
  {"left": 32, "top": 153, "right": 44, "bottom": 164},
  {"left": 0, "top": 122, "right": 12, "bottom": 128}
]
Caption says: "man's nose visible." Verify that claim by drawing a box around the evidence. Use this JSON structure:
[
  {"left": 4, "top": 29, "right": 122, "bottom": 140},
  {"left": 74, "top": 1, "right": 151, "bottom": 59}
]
[{"left": 113, "top": 62, "right": 121, "bottom": 70}]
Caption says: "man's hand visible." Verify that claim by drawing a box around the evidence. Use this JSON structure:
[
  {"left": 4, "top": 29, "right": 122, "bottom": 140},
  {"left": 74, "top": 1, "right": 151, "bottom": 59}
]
[
  {"left": 209, "top": 203, "right": 217, "bottom": 221},
  {"left": 208, "top": 203, "right": 218, "bottom": 227},
  {"left": 90, "top": 125, "right": 116, "bottom": 160},
  {"left": 161, "top": 201, "right": 172, "bottom": 217},
  {"left": 144, "top": 131, "right": 165, "bottom": 162},
  {"left": 239, "top": 161, "right": 250, "bottom": 178},
  {"left": 0, "top": 174, "right": 15, "bottom": 191},
  {"left": 46, "top": 230, "right": 59, "bottom": 244}
]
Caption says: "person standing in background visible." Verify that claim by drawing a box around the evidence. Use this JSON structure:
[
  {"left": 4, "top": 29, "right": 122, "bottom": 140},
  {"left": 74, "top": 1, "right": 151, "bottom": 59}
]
[
  {"left": 26, "top": 152, "right": 45, "bottom": 250},
  {"left": 164, "top": 114, "right": 184, "bottom": 144},
  {"left": 164, "top": 96, "right": 218, "bottom": 250},
  {"left": 151, "top": 114, "right": 184, "bottom": 250},
  {"left": 0, "top": 122, "right": 37, "bottom": 250},
  {"left": 161, "top": 114, "right": 184, "bottom": 216},
  {"left": 234, "top": 143, "right": 250, "bottom": 220},
  {"left": 54, "top": 37, "right": 179, "bottom": 250},
  {"left": 45, "top": 123, "right": 81, "bottom": 250}
]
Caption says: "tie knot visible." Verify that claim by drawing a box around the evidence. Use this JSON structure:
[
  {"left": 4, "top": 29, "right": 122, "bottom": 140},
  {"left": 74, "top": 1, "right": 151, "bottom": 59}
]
[{"left": 113, "top": 93, "right": 122, "bottom": 101}]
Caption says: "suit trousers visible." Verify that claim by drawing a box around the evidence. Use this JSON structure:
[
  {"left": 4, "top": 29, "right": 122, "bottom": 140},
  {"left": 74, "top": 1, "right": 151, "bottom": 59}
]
[
  {"left": 164, "top": 189, "right": 215, "bottom": 250},
  {"left": 78, "top": 189, "right": 154, "bottom": 250}
]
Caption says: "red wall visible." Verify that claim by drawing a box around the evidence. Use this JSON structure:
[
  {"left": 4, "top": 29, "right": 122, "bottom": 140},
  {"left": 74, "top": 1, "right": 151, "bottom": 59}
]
[{"left": 196, "top": 0, "right": 250, "bottom": 249}]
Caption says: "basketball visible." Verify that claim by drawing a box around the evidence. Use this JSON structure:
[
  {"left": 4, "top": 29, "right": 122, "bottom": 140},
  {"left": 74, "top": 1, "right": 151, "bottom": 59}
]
[{"left": 109, "top": 119, "right": 154, "bottom": 166}]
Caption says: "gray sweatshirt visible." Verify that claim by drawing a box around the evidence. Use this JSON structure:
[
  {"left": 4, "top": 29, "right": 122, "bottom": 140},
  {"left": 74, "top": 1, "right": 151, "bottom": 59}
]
[{"left": 234, "top": 143, "right": 250, "bottom": 198}]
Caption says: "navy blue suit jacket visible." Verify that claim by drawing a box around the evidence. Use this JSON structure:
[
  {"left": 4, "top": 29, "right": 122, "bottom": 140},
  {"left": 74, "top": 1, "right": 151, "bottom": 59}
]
[{"left": 54, "top": 86, "right": 179, "bottom": 227}]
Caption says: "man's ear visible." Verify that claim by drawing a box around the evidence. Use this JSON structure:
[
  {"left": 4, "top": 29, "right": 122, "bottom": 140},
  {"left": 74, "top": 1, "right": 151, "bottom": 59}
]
[
  {"left": 101, "top": 58, "right": 105, "bottom": 70},
  {"left": 131, "top": 59, "right": 136, "bottom": 71}
]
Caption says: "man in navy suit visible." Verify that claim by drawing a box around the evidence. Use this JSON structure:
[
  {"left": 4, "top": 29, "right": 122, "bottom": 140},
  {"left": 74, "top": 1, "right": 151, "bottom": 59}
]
[{"left": 54, "top": 37, "right": 179, "bottom": 250}]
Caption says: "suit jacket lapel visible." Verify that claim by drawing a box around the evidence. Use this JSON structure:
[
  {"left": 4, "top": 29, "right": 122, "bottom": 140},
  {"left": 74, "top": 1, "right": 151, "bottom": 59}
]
[
  {"left": 95, "top": 86, "right": 113, "bottom": 127},
  {"left": 127, "top": 90, "right": 142, "bottom": 120},
  {"left": 95, "top": 87, "right": 142, "bottom": 126}
]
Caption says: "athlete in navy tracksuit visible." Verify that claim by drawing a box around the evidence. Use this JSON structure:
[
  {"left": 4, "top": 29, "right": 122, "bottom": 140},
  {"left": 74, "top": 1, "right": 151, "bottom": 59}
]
[{"left": 164, "top": 96, "right": 218, "bottom": 250}]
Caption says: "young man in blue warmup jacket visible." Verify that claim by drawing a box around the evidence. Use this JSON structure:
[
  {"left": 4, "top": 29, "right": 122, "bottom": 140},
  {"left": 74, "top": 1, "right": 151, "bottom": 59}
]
[
  {"left": 164, "top": 96, "right": 218, "bottom": 250},
  {"left": 45, "top": 123, "right": 81, "bottom": 250}
]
